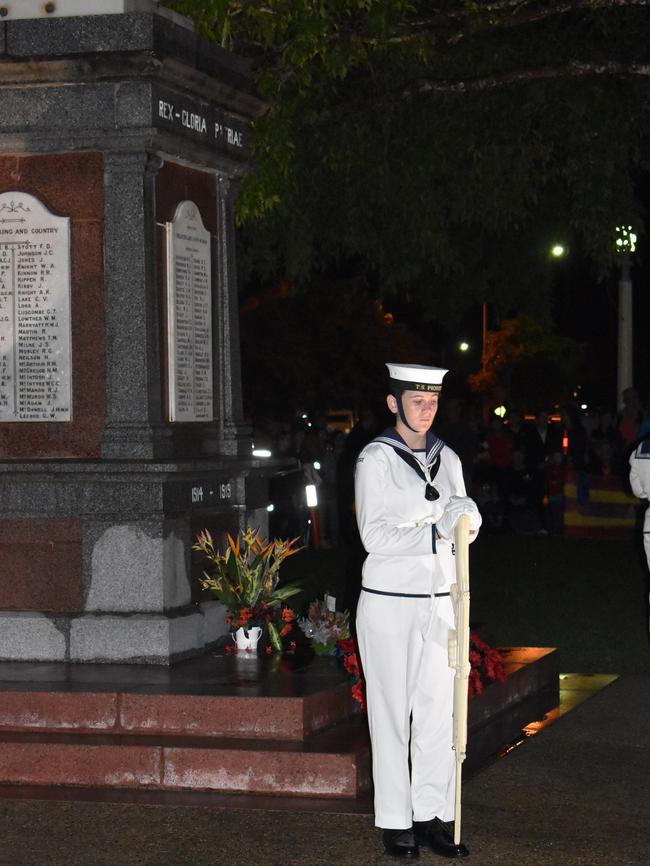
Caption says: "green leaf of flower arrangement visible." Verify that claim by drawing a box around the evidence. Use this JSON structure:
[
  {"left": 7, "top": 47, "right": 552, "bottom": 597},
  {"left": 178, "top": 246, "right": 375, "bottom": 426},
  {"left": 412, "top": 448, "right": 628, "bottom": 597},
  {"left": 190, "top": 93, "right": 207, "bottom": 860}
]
[
  {"left": 267, "top": 582, "right": 302, "bottom": 604},
  {"left": 267, "top": 621, "right": 282, "bottom": 652},
  {"left": 225, "top": 550, "right": 240, "bottom": 580}
]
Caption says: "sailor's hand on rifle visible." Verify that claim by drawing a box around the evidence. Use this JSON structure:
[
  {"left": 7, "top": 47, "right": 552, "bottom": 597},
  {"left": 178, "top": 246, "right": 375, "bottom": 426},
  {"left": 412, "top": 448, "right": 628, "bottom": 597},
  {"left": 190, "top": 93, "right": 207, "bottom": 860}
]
[{"left": 436, "top": 495, "right": 482, "bottom": 542}]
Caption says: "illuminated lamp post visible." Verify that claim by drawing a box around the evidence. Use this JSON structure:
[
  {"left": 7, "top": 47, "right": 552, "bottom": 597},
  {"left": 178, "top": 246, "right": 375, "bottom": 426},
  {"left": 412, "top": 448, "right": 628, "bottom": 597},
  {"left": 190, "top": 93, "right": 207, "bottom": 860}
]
[
  {"left": 305, "top": 483, "right": 321, "bottom": 550},
  {"left": 615, "top": 225, "right": 636, "bottom": 410}
]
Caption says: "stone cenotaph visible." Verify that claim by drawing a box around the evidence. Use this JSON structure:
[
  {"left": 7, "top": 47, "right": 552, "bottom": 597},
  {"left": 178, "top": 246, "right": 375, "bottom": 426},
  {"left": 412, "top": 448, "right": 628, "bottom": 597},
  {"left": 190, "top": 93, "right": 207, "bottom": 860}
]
[{"left": 0, "top": 1, "right": 272, "bottom": 663}]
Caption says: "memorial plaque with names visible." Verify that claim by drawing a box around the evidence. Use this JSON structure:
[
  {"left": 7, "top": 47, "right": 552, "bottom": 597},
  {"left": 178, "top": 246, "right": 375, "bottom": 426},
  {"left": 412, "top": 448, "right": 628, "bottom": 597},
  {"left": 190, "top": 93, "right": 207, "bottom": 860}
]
[
  {"left": 165, "top": 201, "right": 214, "bottom": 422},
  {"left": 0, "top": 192, "right": 72, "bottom": 423}
]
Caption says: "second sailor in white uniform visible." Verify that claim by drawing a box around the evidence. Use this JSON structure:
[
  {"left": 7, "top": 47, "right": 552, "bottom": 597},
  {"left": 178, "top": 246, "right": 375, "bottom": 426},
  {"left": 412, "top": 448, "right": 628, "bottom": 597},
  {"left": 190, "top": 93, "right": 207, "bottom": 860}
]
[{"left": 629, "top": 434, "right": 650, "bottom": 635}]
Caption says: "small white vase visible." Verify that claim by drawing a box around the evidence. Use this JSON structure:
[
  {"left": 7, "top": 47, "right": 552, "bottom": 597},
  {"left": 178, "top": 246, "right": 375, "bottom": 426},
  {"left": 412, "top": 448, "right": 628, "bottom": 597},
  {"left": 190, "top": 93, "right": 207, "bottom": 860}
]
[{"left": 232, "top": 626, "right": 263, "bottom": 653}]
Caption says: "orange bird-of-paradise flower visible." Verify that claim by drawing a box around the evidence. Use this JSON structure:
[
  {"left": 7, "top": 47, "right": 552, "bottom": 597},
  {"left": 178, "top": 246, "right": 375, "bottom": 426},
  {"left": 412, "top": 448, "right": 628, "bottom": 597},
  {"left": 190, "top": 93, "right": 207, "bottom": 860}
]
[
  {"left": 276, "top": 536, "right": 304, "bottom": 559},
  {"left": 253, "top": 535, "right": 271, "bottom": 558},
  {"left": 226, "top": 533, "right": 241, "bottom": 558}
]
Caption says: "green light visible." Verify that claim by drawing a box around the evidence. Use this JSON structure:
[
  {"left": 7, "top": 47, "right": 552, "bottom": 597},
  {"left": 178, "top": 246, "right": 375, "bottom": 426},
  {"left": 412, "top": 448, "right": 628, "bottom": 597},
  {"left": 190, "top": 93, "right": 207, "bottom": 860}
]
[
  {"left": 494, "top": 405, "right": 507, "bottom": 418},
  {"left": 615, "top": 225, "right": 637, "bottom": 253},
  {"left": 550, "top": 244, "right": 565, "bottom": 258}
]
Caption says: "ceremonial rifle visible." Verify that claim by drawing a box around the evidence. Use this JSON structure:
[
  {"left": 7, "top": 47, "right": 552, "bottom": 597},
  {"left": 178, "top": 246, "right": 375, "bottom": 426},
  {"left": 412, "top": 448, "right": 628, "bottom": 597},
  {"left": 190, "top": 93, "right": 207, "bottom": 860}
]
[{"left": 449, "top": 514, "right": 471, "bottom": 846}]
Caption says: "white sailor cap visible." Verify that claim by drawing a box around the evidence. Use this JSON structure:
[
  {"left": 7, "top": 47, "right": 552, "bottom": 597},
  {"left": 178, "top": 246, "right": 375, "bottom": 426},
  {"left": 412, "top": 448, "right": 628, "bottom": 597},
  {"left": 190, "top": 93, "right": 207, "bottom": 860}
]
[{"left": 386, "top": 363, "right": 448, "bottom": 394}]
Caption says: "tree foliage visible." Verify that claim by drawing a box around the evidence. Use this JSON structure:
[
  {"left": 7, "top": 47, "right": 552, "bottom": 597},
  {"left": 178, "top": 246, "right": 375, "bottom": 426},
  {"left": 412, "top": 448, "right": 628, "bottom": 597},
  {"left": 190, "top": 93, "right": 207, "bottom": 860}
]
[
  {"left": 239, "top": 283, "right": 430, "bottom": 416},
  {"left": 468, "top": 314, "right": 590, "bottom": 410},
  {"left": 165, "top": 1, "right": 650, "bottom": 321}
]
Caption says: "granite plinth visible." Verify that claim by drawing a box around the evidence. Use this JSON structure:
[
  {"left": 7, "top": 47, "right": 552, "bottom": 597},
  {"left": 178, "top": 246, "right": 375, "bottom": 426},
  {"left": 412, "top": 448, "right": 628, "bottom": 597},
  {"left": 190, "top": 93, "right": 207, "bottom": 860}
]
[
  {"left": 0, "top": 654, "right": 369, "bottom": 798},
  {"left": 0, "top": 608, "right": 217, "bottom": 665},
  {"left": 0, "top": 674, "right": 645, "bottom": 866},
  {"left": 0, "top": 649, "right": 558, "bottom": 800},
  {"left": 0, "top": 459, "right": 260, "bottom": 663}
]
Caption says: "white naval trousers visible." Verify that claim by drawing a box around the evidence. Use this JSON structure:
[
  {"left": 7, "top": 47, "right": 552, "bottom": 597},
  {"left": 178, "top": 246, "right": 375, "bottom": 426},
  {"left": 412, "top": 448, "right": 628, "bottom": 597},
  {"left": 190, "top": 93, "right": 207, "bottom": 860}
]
[
  {"left": 356, "top": 589, "right": 456, "bottom": 829},
  {"left": 643, "top": 505, "right": 650, "bottom": 634}
]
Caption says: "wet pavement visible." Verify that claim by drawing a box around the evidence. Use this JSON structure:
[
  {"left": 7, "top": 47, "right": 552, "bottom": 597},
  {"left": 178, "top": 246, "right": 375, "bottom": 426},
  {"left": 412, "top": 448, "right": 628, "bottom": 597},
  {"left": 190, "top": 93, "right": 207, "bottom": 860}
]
[{"left": 0, "top": 674, "right": 647, "bottom": 866}]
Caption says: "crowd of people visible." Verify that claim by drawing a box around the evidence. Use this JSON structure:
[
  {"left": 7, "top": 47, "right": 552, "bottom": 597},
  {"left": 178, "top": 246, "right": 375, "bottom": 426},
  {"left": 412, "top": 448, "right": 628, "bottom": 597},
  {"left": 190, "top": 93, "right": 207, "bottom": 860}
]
[
  {"left": 465, "top": 387, "right": 648, "bottom": 536},
  {"left": 261, "top": 385, "right": 650, "bottom": 547}
]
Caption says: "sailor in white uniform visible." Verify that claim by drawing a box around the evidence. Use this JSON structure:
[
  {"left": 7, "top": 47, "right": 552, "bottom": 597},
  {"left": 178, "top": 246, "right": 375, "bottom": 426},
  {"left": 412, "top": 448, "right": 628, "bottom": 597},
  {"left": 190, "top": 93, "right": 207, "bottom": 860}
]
[
  {"left": 629, "top": 434, "right": 650, "bottom": 633},
  {"left": 355, "top": 363, "right": 481, "bottom": 860}
]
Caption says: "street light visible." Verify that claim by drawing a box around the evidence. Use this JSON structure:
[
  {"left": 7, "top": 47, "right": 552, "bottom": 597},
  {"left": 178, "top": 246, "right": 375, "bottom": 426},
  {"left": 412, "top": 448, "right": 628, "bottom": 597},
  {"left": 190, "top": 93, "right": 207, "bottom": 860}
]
[
  {"left": 615, "top": 225, "right": 636, "bottom": 409},
  {"left": 305, "top": 484, "right": 321, "bottom": 549},
  {"left": 615, "top": 225, "right": 637, "bottom": 253},
  {"left": 550, "top": 243, "right": 566, "bottom": 258},
  {"left": 459, "top": 341, "right": 470, "bottom": 352}
]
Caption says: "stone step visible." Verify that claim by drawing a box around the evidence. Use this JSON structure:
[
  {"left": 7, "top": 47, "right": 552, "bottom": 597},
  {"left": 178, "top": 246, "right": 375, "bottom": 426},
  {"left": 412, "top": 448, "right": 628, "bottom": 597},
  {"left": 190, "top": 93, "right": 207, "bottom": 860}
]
[
  {"left": 0, "top": 648, "right": 558, "bottom": 801},
  {"left": 0, "top": 654, "right": 358, "bottom": 741},
  {"left": 0, "top": 683, "right": 356, "bottom": 741},
  {"left": 0, "top": 717, "right": 372, "bottom": 798}
]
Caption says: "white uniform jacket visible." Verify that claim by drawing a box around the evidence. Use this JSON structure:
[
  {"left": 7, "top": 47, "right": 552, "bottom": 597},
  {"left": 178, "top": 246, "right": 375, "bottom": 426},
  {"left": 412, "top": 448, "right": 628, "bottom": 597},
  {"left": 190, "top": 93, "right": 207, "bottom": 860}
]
[
  {"left": 355, "top": 428, "right": 467, "bottom": 597},
  {"left": 630, "top": 436, "right": 650, "bottom": 531}
]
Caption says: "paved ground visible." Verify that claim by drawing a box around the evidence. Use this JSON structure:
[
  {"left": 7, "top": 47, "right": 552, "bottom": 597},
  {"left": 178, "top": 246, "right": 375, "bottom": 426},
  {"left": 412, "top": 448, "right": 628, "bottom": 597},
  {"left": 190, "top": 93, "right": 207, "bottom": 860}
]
[{"left": 0, "top": 674, "right": 647, "bottom": 866}]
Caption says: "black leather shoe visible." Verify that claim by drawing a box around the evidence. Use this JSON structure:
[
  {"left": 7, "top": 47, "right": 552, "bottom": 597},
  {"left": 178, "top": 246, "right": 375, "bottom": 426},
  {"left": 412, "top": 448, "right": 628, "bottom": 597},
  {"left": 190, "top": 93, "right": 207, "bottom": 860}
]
[
  {"left": 382, "top": 828, "right": 420, "bottom": 859},
  {"left": 413, "top": 818, "right": 469, "bottom": 858}
]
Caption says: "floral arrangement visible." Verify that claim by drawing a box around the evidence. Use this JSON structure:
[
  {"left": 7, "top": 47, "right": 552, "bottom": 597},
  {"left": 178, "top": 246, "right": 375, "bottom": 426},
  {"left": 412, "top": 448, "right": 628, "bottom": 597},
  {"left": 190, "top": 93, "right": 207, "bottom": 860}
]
[
  {"left": 333, "top": 631, "right": 505, "bottom": 710},
  {"left": 337, "top": 637, "right": 366, "bottom": 711},
  {"left": 296, "top": 596, "right": 364, "bottom": 706},
  {"left": 193, "top": 527, "right": 303, "bottom": 652},
  {"left": 296, "top": 597, "right": 505, "bottom": 710},
  {"left": 468, "top": 632, "right": 506, "bottom": 696},
  {"left": 224, "top": 605, "right": 299, "bottom": 655},
  {"left": 298, "top": 597, "right": 351, "bottom": 655}
]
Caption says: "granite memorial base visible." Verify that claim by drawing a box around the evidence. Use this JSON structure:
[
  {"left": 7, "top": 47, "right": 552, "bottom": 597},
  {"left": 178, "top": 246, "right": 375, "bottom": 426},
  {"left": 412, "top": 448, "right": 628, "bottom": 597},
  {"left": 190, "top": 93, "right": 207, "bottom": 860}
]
[
  {"left": 0, "top": 460, "right": 250, "bottom": 664},
  {"left": 0, "top": 654, "right": 370, "bottom": 799},
  {"left": 0, "top": 602, "right": 228, "bottom": 666},
  {"left": 0, "top": 3, "right": 272, "bottom": 665},
  {"left": 0, "top": 648, "right": 557, "bottom": 800}
]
